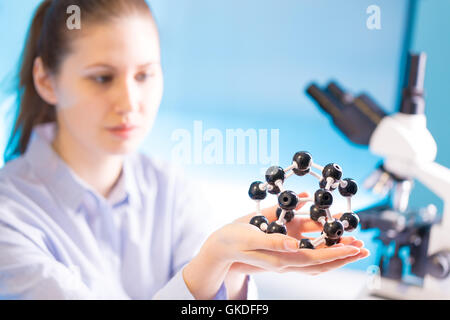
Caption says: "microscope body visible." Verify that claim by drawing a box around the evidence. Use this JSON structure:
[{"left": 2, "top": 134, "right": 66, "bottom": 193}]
[
  {"left": 306, "top": 52, "right": 450, "bottom": 298},
  {"left": 369, "top": 111, "right": 450, "bottom": 297}
]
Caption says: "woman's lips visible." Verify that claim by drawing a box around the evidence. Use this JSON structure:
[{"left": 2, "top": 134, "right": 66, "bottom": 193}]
[{"left": 106, "top": 124, "right": 139, "bottom": 138}]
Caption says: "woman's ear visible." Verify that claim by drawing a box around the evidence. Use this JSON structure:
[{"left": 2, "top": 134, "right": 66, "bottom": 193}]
[{"left": 33, "top": 56, "right": 58, "bottom": 105}]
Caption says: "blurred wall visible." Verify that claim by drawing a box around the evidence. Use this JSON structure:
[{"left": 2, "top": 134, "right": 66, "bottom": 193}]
[
  {"left": 0, "top": 0, "right": 426, "bottom": 277},
  {"left": 406, "top": 0, "right": 450, "bottom": 213},
  {"left": 145, "top": 0, "right": 411, "bottom": 272}
]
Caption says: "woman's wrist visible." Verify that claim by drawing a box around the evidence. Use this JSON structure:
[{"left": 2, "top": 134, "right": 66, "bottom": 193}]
[
  {"left": 182, "top": 236, "right": 233, "bottom": 299},
  {"left": 224, "top": 265, "right": 249, "bottom": 300}
]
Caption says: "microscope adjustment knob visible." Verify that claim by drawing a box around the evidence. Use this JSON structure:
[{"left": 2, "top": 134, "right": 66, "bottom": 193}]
[
  {"left": 339, "top": 178, "right": 358, "bottom": 197},
  {"left": 428, "top": 251, "right": 450, "bottom": 279},
  {"left": 386, "top": 255, "right": 403, "bottom": 280}
]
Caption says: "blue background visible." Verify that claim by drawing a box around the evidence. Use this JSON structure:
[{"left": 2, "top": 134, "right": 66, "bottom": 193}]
[{"left": 1, "top": 0, "right": 449, "bottom": 280}]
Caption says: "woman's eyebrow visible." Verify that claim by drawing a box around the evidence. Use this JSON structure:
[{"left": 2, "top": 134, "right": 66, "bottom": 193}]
[
  {"left": 83, "top": 62, "right": 160, "bottom": 71},
  {"left": 83, "top": 63, "right": 116, "bottom": 71},
  {"left": 137, "top": 62, "right": 160, "bottom": 69}
]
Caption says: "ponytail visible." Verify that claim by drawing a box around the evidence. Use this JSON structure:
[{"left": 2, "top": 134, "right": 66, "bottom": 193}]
[{"left": 5, "top": 0, "right": 55, "bottom": 161}]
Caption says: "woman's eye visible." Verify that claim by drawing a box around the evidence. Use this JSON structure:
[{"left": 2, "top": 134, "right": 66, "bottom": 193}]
[
  {"left": 92, "top": 75, "right": 113, "bottom": 84},
  {"left": 135, "top": 72, "right": 154, "bottom": 82}
]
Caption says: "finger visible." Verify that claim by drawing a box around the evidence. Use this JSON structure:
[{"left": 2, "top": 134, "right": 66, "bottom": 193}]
[
  {"left": 284, "top": 234, "right": 364, "bottom": 250},
  {"left": 333, "top": 212, "right": 344, "bottom": 220},
  {"left": 233, "top": 202, "right": 280, "bottom": 224},
  {"left": 314, "top": 236, "right": 361, "bottom": 249},
  {"left": 289, "top": 235, "right": 365, "bottom": 258},
  {"left": 284, "top": 216, "right": 321, "bottom": 236},
  {"left": 299, "top": 245, "right": 361, "bottom": 265},
  {"left": 280, "top": 248, "right": 370, "bottom": 274},
  {"left": 341, "top": 238, "right": 364, "bottom": 248},
  {"left": 281, "top": 249, "right": 370, "bottom": 275},
  {"left": 244, "top": 225, "right": 300, "bottom": 252},
  {"left": 298, "top": 235, "right": 359, "bottom": 247},
  {"left": 234, "top": 210, "right": 264, "bottom": 224},
  {"left": 240, "top": 245, "right": 362, "bottom": 272},
  {"left": 295, "top": 192, "right": 312, "bottom": 210},
  {"left": 229, "top": 262, "right": 266, "bottom": 274},
  {"left": 238, "top": 249, "right": 304, "bottom": 271},
  {"left": 337, "top": 236, "right": 357, "bottom": 245}
]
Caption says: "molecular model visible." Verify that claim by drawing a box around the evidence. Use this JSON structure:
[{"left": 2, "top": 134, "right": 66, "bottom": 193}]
[{"left": 248, "top": 151, "right": 359, "bottom": 249}]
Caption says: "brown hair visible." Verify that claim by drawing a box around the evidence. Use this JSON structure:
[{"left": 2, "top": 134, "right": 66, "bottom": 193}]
[{"left": 5, "top": 0, "right": 155, "bottom": 161}]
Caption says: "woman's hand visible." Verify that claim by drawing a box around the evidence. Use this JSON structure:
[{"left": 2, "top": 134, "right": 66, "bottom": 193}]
[
  {"left": 225, "top": 192, "right": 370, "bottom": 276},
  {"left": 227, "top": 236, "right": 368, "bottom": 276},
  {"left": 183, "top": 192, "right": 369, "bottom": 299}
]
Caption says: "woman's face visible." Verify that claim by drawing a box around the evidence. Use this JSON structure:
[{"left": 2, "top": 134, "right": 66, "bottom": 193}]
[{"left": 50, "top": 14, "right": 163, "bottom": 155}]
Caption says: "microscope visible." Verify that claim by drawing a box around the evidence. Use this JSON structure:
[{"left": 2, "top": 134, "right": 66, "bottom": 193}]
[{"left": 306, "top": 52, "right": 450, "bottom": 299}]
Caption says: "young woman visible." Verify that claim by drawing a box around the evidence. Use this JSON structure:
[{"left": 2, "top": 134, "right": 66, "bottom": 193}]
[{"left": 0, "top": 0, "right": 369, "bottom": 300}]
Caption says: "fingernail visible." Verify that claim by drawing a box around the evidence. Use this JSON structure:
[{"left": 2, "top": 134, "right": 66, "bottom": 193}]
[
  {"left": 284, "top": 240, "right": 299, "bottom": 252},
  {"left": 361, "top": 249, "right": 371, "bottom": 258},
  {"left": 347, "top": 246, "right": 361, "bottom": 256},
  {"left": 352, "top": 240, "right": 364, "bottom": 247}
]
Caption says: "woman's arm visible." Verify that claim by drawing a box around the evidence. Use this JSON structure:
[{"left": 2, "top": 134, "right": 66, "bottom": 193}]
[
  {"left": 0, "top": 224, "right": 103, "bottom": 299},
  {"left": 183, "top": 252, "right": 250, "bottom": 300},
  {"left": 223, "top": 268, "right": 249, "bottom": 300},
  {"left": 182, "top": 243, "right": 232, "bottom": 300}
]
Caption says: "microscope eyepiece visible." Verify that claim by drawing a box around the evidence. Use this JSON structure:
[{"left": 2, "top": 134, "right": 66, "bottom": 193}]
[
  {"left": 306, "top": 82, "right": 387, "bottom": 146},
  {"left": 400, "top": 53, "right": 427, "bottom": 115}
]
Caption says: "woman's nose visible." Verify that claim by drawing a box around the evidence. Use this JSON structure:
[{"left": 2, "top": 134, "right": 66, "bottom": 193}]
[{"left": 114, "top": 80, "right": 140, "bottom": 114}]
